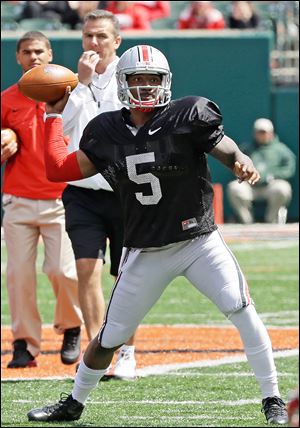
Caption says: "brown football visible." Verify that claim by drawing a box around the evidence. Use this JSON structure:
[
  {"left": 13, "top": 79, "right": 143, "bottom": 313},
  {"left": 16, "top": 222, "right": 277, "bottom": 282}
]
[
  {"left": 1, "top": 128, "right": 17, "bottom": 147},
  {"left": 18, "top": 64, "right": 78, "bottom": 103}
]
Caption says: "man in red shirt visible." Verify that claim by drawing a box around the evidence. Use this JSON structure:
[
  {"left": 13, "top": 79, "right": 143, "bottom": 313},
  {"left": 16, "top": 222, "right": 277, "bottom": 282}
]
[
  {"left": 1, "top": 31, "right": 83, "bottom": 368},
  {"left": 106, "top": 1, "right": 151, "bottom": 30},
  {"left": 177, "top": 1, "right": 225, "bottom": 30}
]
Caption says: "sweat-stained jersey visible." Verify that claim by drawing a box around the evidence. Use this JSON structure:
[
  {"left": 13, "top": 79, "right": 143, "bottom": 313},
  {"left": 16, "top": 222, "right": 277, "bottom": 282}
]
[{"left": 79, "top": 96, "right": 224, "bottom": 248}]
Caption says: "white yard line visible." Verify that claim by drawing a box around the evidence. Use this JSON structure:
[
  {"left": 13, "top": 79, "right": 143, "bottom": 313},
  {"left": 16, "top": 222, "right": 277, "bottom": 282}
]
[
  {"left": 118, "top": 415, "right": 257, "bottom": 420},
  {"left": 11, "top": 398, "right": 261, "bottom": 406},
  {"left": 136, "top": 349, "right": 299, "bottom": 377},
  {"left": 158, "top": 371, "right": 294, "bottom": 377}
]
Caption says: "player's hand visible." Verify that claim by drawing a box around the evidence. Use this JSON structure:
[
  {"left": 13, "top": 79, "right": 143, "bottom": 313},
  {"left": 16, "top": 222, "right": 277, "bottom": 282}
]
[
  {"left": 233, "top": 161, "right": 260, "bottom": 185},
  {"left": 1, "top": 140, "right": 18, "bottom": 163},
  {"left": 78, "top": 50, "right": 101, "bottom": 86},
  {"left": 45, "top": 86, "right": 71, "bottom": 114}
]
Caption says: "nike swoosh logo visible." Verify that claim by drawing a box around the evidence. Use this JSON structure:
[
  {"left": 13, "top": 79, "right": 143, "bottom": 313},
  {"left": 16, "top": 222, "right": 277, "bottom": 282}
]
[{"left": 148, "top": 127, "right": 162, "bottom": 135}]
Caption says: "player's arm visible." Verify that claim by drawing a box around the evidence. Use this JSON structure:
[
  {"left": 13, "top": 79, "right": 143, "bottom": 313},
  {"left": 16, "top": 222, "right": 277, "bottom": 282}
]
[
  {"left": 210, "top": 134, "right": 260, "bottom": 185},
  {"left": 44, "top": 116, "right": 97, "bottom": 182},
  {"left": 44, "top": 87, "right": 97, "bottom": 182}
]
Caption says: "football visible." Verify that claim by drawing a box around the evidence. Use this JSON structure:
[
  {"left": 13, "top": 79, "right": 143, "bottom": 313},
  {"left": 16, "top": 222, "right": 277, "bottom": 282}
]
[
  {"left": 18, "top": 64, "right": 78, "bottom": 103},
  {"left": 1, "top": 128, "right": 17, "bottom": 147}
]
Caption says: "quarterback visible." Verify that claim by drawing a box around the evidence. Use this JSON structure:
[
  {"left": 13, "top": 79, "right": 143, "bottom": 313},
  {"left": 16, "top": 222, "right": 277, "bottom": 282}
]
[{"left": 28, "top": 45, "right": 288, "bottom": 425}]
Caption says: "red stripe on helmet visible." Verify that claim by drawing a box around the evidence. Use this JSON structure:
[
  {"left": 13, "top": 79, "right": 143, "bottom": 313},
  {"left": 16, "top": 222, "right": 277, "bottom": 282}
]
[{"left": 141, "top": 45, "right": 150, "bottom": 62}]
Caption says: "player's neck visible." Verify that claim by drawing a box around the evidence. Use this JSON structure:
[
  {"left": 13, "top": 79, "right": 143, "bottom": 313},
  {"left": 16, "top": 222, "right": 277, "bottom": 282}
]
[{"left": 129, "top": 109, "right": 156, "bottom": 127}]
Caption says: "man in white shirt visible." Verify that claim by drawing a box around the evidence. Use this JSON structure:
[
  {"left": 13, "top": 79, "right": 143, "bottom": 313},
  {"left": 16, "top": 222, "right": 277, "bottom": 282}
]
[{"left": 61, "top": 9, "right": 136, "bottom": 380}]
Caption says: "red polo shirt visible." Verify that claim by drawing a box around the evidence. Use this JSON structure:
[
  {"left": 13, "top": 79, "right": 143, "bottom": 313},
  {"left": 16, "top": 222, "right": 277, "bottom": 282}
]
[{"left": 1, "top": 84, "right": 67, "bottom": 199}]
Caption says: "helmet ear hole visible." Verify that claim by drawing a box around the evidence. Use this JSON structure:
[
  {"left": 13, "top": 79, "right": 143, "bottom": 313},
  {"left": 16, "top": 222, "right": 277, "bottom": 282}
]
[{"left": 116, "top": 45, "right": 172, "bottom": 109}]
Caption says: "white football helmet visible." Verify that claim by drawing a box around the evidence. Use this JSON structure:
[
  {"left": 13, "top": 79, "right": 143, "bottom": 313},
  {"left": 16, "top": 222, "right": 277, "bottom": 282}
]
[{"left": 116, "top": 45, "right": 172, "bottom": 109}]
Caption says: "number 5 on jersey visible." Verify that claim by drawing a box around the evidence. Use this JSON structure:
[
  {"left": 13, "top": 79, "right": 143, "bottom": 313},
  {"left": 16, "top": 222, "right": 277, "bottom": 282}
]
[{"left": 126, "top": 153, "right": 162, "bottom": 205}]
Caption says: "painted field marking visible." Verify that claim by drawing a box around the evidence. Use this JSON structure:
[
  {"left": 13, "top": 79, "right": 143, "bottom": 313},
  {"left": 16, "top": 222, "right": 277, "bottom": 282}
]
[{"left": 136, "top": 349, "right": 298, "bottom": 377}]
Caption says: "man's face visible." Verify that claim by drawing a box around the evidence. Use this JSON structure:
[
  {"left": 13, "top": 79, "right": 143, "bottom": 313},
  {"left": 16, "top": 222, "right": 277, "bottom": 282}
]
[
  {"left": 255, "top": 130, "right": 273, "bottom": 145},
  {"left": 16, "top": 39, "right": 53, "bottom": 73},
  {"left": 82, "top": 18, "right": 121, "bottom": 63},
  {"left": 127, "top": 74, "right": 162, "bottom": 104}
]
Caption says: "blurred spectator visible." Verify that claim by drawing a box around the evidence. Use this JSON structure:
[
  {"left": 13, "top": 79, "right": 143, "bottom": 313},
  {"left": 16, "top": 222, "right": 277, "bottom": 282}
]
[
  {"left": 98, "top": 1, "right": 108, "bottom": 8},
  {"left": 269, "top": 1, "right": 299, "bottom": 50},
  {"left": 177, "top": 1, "right": 226, "bottom": 30},
  {"left": 2, "top": 0, "right": 25, "bottom": 7},
  {"left": 20, "top": 1, "right": 70, "bottom": 20},
  {"left": 1, "top": 1, "right": 25, "bottom": 21},
  {"left": 2, "top": 0, "right": 25, "bottom": 6},
  {"left": 227, "top": 118, "right": 296, "bottom": 224},
  {"left": 72, "top": 1, "right": 99, "bottom": 28},
  {"left": 4, "top": 0, "right": 171, "bottom": 31},
  {"left": 228, "top": 1, "right": 260, "bottom": 29},
  {"left": 105, "top": 1, "right": 151, "bottom": 30},
  {"left": 18, "top": 1, "right": 81, "bottom": 28},
  {"left": 132, "top": 1, "right": 170, "bottom": 21}
]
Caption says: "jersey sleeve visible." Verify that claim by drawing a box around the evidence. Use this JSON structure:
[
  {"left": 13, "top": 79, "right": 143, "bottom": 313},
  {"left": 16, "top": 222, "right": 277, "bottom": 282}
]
[
  {"left": 79, "top": 116, "right": 109, "bottom": 175},
  {"left": 190, "top": 97, "right": 225, "bottom": 153},
  {"left": 79, "top": 122, "right": 99, "bottom": 165}
]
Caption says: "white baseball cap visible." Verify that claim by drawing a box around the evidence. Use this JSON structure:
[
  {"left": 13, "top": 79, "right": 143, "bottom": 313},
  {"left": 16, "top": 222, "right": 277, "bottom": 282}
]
[{"left": 253, "top": 118, "right": 274, "bottom": 132}]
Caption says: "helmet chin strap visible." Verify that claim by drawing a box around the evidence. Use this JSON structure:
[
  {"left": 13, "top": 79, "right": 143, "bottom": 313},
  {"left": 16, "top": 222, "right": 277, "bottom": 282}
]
[
  {"left": 135, "top": 107, "right": 155, "bottom": 113},
  {"left": 129, "top": 98, "right": 157, "bottom": 112},
  {"left": 127, "top": 85, "right": 161, "bottom": 111}
]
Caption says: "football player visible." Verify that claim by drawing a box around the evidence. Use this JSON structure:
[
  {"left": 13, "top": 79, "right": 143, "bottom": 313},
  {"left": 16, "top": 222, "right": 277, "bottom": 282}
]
[{"left": 28, "top": 45, "right": 288, "bottom": 425}]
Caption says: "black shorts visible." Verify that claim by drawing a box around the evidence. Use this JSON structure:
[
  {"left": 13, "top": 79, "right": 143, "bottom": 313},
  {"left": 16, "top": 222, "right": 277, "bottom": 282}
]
[{"left": 62, "top": 185, "right": 124, "bottom": 276}]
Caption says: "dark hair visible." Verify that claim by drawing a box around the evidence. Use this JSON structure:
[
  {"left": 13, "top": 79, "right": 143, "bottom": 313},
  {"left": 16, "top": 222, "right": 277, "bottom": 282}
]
[
  {"left": 16, "top": 31, "right": 51, "bottom": 52},
  {"left": 83, "top": 10, "right": 120, "bottom": 37}
]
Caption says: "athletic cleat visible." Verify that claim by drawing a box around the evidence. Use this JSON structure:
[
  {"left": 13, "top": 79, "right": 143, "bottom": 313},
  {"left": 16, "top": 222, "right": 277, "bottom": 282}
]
[
  {"left": 7, "top": 339, "right": 37, "bottom": 368},
  {"left": 27, "top": 393, "right": 84, "bottom": 422},
  {"left": 61, "top": 327, "right": 81, "bottom": 365},
  {"left": 262, "top": 396, "right": 289, "bottom": 425},
  {"left": 112, "top": 349, "right": 137, "bottom": 381}
]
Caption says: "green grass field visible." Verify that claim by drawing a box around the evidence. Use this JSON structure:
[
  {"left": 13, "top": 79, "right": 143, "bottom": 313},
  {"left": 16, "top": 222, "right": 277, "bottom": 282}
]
[{"left": 1, "top": 238, "right": 299, "bottom": 427}]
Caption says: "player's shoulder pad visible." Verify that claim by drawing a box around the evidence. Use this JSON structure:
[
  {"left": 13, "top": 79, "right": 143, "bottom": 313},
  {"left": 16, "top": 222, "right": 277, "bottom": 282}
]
[
  {"left": 87, "top": 108, "right": 122, "bottom": 130},
  {"left": 173, "top": 95, "right": 221, "bottom": 112},
  {"left": 172, "top": 96, "right": 222, "bottom": 125}
]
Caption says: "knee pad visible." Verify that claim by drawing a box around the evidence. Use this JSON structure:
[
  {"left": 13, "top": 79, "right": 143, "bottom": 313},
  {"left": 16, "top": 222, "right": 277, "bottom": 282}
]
[
  {"left": 95, "top": 340, "right": 120, "bottom": 355},
  {"left": 216, "top": 285, "right": 250, "bottom": 318},
  {"left": 99, "top": 322, "right": 133, "bottom": 349}
]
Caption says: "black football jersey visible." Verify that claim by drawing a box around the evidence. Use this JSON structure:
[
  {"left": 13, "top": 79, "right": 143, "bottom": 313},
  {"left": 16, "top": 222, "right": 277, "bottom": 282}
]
[{"left": 79, "top": 96, "right": 224, "bottom": 248}]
